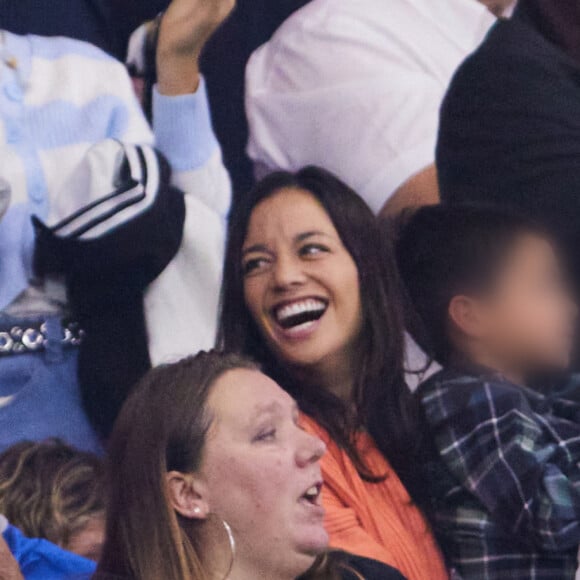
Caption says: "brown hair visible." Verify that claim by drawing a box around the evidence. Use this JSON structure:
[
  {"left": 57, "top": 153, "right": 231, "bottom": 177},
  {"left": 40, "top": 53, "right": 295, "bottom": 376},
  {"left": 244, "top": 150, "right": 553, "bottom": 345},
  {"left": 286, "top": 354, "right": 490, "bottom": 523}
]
[
  {"left": 96, "top": 351, "right": 257, "bottom": 580},
  {"left": 97, "top": 351, "right": 360, "bottom": 580},
  {"left": 0, "top": 438, "right": 105, "bottom": 549}
]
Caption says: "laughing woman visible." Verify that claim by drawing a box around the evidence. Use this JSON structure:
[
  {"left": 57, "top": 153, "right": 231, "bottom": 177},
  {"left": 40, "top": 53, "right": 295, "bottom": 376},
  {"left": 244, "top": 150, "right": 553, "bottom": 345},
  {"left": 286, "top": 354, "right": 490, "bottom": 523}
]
[{"left": 219, "top": 167, "right": 447, "bottom": 580}]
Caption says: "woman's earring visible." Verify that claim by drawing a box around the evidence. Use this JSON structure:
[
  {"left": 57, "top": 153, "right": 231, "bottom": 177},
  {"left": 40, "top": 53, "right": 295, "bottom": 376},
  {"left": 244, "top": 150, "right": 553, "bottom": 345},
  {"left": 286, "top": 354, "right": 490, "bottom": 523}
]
[
  {"left": 221, "top": 519, "right": 236, "bottom": 580},
  {"left": 205, "top": 513, "right": 236, "bottom": 579},
  {"left": 193, "top": 506, "right": 202, "bottom": 515}
]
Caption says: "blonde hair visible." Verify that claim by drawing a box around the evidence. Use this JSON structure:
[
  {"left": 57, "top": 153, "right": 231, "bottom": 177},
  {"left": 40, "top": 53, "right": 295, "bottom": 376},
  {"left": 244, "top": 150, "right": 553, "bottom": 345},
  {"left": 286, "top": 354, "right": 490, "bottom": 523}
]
[{"left": 0, "top": 439, "right": 105, "bottom": 549}]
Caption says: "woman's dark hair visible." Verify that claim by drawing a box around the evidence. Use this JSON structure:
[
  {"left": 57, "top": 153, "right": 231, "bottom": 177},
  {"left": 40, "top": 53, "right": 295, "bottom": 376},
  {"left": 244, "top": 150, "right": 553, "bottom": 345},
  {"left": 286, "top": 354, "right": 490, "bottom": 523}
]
[
  {"left": 394, "top": 203, "right": 550, "bottom": 365},
  {"left": 96, "top": 351, "right": 258, "bottom": 580},
  {"left": 218, "top": 166, "right": 421, "bottom": 496}
]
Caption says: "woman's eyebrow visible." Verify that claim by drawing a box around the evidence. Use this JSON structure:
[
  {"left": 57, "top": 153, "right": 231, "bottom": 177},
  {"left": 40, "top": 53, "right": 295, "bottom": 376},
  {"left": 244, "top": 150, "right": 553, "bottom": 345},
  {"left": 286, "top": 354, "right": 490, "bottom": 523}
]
[
  {"left": 242, "top": 231, "right": 332, "bottom": 256},
  {"left": 242, "top": 243, "right": 271, "bottom": 257},
  {"left": 295, "top": 231, "right": 332, "bottom": 242},
  {"left": 250, "top": 401, "right": 283, "bottom": 423}
]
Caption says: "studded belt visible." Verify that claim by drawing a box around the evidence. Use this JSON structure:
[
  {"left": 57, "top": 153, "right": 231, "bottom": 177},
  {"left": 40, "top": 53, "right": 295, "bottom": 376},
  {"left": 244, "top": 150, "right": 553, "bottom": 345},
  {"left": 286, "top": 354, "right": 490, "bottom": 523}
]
[{"left": 0, "top": 320, "right": 84, "bottom": 355}]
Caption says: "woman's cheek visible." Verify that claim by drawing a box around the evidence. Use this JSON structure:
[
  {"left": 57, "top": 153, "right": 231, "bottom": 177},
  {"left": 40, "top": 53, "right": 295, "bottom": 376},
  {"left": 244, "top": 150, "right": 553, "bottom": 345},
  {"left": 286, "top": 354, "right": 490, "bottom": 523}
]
[
  {"left": 249, "top": 457, "right": 289, "bottom": 509},
  {"left": 244, "top": 282, "right": 264, "bottom": 324}
]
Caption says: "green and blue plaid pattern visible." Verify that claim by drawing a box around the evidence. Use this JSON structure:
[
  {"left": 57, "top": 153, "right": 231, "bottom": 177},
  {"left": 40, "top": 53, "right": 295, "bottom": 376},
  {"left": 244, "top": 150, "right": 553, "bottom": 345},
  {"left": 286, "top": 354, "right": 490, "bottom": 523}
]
[{"left": 419, "top": 368, "right": 580, "bottom": 579}]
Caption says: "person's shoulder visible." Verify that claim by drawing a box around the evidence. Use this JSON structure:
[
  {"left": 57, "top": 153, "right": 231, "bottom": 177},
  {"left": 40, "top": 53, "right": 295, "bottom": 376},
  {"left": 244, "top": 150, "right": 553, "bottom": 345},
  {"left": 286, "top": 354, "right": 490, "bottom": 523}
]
[
  {"left": 270, "top": 0, "right": 360, "bottom": 35},
  {"left": 341, "top": 554, "right": 406, "bottom": 580},
  {"left": 419, "top": 367, "right": 477, "bottom": 419},
  {"left": 419, "top": 365, "right": 533, "bottom": 424},
  {"left": 25, "top": 33, "right": 133, "bottom": 97},
  {"left": 252, "top": 0, "right": 343, "bottom": 68},
  {"left": 256, "top": 0, "right": 399, "bottom": 58},
  {"left": 28, "top": 33, "right": 120, "bottom": 66},
  {"left": 268, "top": 0, "right": 491, "bottom": 48},
  {"left": 419, "top": 366, "right": 485, "bottom": 396},
  {"left": 480, "top": 18, "right": 561, "bottom": 56},
  {"left": 453, "top": 17, "right": 576, "bottom": 84}
]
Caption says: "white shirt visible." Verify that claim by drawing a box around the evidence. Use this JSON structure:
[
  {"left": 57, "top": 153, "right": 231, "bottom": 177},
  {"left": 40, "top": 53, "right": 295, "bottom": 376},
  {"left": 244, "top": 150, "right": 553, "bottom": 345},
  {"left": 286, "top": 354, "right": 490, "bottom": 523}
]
[
  {"left": 0, "top": 32, "right": 231, "bottom": 365},
  {"left": 246, "top": 0, "right": 495, "bottom": 213}
]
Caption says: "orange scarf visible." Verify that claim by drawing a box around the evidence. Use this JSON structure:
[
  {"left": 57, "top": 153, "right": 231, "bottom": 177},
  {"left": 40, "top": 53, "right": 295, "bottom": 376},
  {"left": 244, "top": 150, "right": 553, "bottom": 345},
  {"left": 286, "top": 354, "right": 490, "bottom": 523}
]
[{"left": 301, "top": 415, "right": 448, "bottom": 580}]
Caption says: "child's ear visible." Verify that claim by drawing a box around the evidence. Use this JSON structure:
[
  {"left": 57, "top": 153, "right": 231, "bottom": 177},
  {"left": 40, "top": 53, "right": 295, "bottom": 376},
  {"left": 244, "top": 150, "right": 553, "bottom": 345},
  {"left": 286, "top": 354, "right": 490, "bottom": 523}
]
[
  {"left": 166, "top": 471, "right": 209, "bottom": 520},
  {"left": 448, "top": 295, "right": 485, "bottom": 338}
]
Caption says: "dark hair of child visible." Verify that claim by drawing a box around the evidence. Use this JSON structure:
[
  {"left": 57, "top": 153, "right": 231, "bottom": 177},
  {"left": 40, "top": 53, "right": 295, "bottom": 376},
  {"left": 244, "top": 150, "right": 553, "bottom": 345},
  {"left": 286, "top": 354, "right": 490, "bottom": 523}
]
[{"left": 393, "top": 203, "right": 549, "bottom": 366}]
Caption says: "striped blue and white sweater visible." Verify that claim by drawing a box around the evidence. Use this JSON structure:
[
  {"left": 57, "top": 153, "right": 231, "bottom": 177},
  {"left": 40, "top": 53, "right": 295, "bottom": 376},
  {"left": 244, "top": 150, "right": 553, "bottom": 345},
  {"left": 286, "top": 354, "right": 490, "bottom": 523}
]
[{"left": 0, "top": 30, "right": 231, "bottom": 364}]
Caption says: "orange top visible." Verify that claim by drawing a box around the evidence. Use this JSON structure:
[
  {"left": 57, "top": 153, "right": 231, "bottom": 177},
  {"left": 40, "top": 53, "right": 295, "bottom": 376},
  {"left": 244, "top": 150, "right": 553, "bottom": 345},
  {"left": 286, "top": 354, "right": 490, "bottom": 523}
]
[{"left": 301, "top": 415, "right": 448, "bottom": 580}]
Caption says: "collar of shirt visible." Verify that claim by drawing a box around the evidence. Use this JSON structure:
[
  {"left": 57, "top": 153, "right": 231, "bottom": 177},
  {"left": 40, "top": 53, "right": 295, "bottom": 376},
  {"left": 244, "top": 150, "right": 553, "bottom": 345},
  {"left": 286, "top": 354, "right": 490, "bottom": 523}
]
[{"left": 420, "top": 364, "right": 552, "bottom": 415}]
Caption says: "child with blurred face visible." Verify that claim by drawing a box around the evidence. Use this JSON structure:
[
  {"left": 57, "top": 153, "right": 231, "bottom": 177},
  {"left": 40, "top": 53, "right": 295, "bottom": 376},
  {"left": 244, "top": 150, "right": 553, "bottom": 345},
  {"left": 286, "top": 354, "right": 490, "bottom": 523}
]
[
  {"left": 395, "top": 204, "right": 580, "bottom": 579},
  {"left": 396, "top": 204, "right": 577, "bottom": 384}
]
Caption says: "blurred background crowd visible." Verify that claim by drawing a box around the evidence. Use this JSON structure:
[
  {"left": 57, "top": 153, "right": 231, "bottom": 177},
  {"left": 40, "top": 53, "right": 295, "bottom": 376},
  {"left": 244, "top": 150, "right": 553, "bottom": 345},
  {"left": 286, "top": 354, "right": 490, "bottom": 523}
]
[{"left": 3, "top": 0, "right": 580, "bottom": 579}]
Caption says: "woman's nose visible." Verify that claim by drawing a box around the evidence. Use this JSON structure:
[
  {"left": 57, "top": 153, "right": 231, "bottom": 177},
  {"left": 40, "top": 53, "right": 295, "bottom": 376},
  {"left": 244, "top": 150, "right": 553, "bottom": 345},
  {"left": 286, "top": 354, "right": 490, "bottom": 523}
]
[
  {"left": 296, "top": 432, "right": 326, "bottom": 468},
  {"left": 272, "top": 254, "right": 307, "bottom": 290}
]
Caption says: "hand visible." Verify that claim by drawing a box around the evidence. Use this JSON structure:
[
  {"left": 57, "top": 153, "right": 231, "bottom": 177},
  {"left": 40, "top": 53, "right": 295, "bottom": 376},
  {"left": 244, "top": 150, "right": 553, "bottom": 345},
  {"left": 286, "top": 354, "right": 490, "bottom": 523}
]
[
  {"left": 0, "top": 536, "right": 24, "bottom": 580},
  {"left": 157, "top": 0, "right": 236, "bottom": 95}
]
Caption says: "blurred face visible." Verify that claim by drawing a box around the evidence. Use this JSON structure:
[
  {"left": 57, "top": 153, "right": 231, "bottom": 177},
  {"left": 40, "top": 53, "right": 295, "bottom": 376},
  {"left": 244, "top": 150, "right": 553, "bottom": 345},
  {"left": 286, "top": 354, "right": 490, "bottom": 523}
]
[
  {"left": 460, "top": 234, "right": 577, "bottom": 377},
  {"left": 200, "top": 369, "right": 328, "bottom": 578},
  {"left": 65, "top": 513, "right": 105, "bottom": 561},
  {"left": 242, "top": 188, "right": 363, "bottom": 372}
]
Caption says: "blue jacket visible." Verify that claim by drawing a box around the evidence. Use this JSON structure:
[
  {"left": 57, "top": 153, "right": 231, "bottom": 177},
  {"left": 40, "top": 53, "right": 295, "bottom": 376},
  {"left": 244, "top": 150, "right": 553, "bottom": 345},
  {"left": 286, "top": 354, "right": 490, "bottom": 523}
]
[{"left": 3, "top": 524, "right": 96, "bottom": 580}]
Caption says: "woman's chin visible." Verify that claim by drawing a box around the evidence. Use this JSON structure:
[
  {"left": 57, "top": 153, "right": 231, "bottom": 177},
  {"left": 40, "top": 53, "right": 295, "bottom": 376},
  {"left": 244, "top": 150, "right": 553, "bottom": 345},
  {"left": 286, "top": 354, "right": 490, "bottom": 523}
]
[
  {"left": 269, "top": 336, "right": 332, "bottom": 369},
  {"left": 295, "top": 527, "right": 330, "bottom": 556}
]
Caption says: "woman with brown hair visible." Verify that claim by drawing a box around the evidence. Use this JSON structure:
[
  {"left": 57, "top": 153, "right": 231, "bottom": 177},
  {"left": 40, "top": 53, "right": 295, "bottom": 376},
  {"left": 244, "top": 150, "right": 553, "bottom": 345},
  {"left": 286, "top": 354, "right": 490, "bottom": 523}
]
[{"left": 95, "top": 351, "right": 404, "bottom": 580}]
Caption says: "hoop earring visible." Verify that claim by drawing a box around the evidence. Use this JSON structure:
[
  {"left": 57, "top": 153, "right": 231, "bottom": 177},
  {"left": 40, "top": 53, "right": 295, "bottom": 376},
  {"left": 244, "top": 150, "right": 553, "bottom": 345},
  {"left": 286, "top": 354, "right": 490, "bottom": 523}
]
[{"left": 221, "top": 519, "right": 236, "bottom": 579}]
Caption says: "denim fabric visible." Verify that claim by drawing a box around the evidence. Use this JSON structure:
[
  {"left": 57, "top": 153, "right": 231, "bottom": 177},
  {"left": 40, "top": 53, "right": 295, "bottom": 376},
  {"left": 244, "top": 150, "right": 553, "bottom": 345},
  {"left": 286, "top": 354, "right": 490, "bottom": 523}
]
[{"left": 0, "top": 315, "right": 102, "bottom": 454}]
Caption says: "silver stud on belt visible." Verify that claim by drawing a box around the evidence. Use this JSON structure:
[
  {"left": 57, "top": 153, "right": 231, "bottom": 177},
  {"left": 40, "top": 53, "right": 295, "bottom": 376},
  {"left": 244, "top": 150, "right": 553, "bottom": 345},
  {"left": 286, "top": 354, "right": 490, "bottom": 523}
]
[{"left": 0, "top": 322, "right": 84, "bottom": 355}]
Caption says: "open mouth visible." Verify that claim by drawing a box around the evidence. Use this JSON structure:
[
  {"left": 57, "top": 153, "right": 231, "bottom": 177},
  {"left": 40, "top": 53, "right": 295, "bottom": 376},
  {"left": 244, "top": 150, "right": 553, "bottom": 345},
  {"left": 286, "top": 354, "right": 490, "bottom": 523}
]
[
  {"left": 300, "top": 483, "right": 323, "bottom": 506},
  {"left": 272, "top": 298, "right": 328, "bottom": 331}
]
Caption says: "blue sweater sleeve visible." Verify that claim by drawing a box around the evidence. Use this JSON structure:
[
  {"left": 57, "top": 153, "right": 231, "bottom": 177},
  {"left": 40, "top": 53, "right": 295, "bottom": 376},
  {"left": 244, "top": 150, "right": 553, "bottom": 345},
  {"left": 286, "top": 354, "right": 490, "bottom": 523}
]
[
  {"left": 152, "top": 77, "right": 219, "bottom": 173},
  {"left": 3, "top": 525, "right": 96, "bottom": 580}
]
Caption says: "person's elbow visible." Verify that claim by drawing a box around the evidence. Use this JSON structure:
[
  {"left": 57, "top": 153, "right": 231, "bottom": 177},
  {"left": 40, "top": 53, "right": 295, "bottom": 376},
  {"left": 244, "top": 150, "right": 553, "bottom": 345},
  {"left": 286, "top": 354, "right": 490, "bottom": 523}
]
[{"left": 379, "top": 163, "right": 440, "bottom": 219}]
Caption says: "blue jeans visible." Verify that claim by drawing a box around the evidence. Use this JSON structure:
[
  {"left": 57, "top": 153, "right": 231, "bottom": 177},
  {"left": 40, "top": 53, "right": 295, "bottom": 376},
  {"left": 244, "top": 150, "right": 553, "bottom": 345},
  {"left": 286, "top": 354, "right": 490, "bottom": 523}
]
[{"left": 0, "top": 315, "right": 102, "bottom": 454}]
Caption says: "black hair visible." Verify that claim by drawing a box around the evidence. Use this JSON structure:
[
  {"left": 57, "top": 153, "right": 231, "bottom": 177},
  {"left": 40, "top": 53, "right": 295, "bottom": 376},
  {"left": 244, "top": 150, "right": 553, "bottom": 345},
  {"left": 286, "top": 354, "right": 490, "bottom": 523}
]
[
  {"left": 394, "top": 203, "right": 549, "bottom": 365},
  {"left": 218, "top": 166, "right": 425, "bottom": 501}
]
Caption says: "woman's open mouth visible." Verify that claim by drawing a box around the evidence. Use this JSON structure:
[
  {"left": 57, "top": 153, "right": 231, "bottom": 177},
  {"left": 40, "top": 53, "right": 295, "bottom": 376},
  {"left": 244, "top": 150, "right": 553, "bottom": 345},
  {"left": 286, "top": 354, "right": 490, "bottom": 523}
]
[
  {"left": 271, "top": 298, "right": 328, "bottom": 336},
  {"left": 299, "top": 482, "right": 323, "bottom": 507}
]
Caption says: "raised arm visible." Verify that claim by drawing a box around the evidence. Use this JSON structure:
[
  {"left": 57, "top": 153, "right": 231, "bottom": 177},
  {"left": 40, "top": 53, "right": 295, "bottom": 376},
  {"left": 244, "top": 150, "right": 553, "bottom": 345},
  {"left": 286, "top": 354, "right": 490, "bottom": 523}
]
[{"left": 144, "top": 0, "right": 235, "bottom": 364}]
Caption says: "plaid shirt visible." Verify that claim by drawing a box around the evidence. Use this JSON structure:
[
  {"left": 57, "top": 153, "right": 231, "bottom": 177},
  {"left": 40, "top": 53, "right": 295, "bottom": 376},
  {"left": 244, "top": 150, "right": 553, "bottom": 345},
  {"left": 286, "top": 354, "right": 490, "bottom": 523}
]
[{"left": 419, "top": 367, "right": 580, "bottom": 579}]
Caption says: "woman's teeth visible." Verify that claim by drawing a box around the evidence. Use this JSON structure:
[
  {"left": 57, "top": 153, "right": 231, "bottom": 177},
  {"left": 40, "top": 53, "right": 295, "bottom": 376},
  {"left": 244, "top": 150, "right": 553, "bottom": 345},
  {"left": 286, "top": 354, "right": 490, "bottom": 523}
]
[
  {"left": 302, "top": 485, "right": 321, "bottom": 504},
  {"left": 274, "top": 299, "right": 327, "bottom": 330}
]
